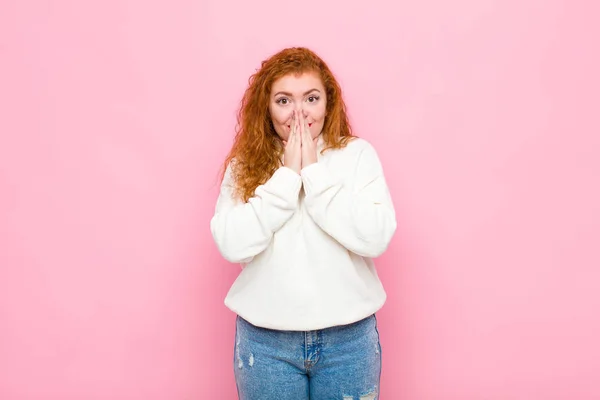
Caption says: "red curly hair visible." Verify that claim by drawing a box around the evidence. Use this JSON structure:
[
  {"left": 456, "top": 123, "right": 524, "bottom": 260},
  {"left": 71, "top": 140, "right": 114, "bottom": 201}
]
[{"left": 221, "top": 47, "right": 355, "bottom": 202}]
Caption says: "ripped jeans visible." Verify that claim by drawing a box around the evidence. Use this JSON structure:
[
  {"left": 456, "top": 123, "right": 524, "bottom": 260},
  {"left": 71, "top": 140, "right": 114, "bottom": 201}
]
[{"left": 233, "top": 314, "right": 382, "bottom": 400}]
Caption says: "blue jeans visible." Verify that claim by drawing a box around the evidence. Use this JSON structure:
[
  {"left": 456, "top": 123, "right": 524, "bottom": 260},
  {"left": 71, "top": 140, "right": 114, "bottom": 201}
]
[{"left": 233, "top": 314, "right": 382, "bottom": 399}]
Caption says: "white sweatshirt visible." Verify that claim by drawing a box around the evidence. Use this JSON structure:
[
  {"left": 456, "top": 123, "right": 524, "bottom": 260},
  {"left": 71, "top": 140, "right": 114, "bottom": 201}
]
[{"left": 210, "top": 137, "right": 396, "bottom": 331}]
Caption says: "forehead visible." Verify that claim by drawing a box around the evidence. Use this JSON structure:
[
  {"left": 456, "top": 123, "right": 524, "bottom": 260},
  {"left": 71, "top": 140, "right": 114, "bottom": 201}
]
[{"left": 271, "top": 71, "right": 325, "bottom": 94}]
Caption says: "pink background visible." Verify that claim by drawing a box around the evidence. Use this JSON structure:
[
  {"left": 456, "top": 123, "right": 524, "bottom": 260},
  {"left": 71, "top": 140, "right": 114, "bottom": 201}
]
[{"left": 1, "top": 0, "right": 599, "bottom": 398}]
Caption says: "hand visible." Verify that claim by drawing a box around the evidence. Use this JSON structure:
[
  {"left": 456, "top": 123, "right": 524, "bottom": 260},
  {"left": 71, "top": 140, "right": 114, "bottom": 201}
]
[
  {"left": 299, "top": 111, "right": 318, "bottom": 169},
  {"left": 282, "top": 111, "right": 302, "bottom": 174}
]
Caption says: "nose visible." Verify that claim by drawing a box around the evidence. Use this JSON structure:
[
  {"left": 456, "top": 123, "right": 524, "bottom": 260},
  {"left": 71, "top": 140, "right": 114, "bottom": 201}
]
[
  {"left": 294, "top": 104, "right": 308, "bottom": 117},
  {"left": 290, "top": 107, "right": 308, "bottom": 120}
]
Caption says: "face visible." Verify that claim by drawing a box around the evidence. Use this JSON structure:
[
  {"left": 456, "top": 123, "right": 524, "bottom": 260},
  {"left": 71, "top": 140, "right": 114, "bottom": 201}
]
[{"left": 268, "top": 71, "right": 327, "bottom": 141}]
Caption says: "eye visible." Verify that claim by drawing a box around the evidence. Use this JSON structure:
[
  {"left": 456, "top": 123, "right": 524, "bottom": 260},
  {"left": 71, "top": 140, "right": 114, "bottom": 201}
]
[
  {"left": 307, "top": 95, "right": 320, "bottom": 103},
  {"left": 275, "top": 97, "right": 289, "bottom": 105}
]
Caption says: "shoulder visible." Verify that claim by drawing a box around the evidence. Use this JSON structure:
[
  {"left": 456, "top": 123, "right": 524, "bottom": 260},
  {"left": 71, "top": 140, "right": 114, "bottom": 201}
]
[
  {"left": 338, "top": 137, "right": 381, "bottom": 160},
  {"left": 323, "top": 137, "right": 384, "bottom": 173},
  {"left": 344, "top": 137, "right": 388, "bottom": 176},
  {"left": 346, "top": 137, "right": 374, "bottom": 151}
]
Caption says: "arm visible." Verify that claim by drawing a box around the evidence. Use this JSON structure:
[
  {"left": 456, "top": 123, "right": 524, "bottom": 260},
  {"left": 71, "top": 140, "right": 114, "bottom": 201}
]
[
  {"left": 210, "top": 163, "right": 302, "bottom": 263},
  {"left": 300, "top": 142, "right": 397, "bottom": 258}
]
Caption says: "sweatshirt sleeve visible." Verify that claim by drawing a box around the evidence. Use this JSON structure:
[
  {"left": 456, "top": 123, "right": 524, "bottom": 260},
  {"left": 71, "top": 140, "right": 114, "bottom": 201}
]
[
  {"left": 210, "top": 163, "right": 302, "bottom": 263},
  {"left": 300, "top": 142, "right": 397, "bottom": 258}
]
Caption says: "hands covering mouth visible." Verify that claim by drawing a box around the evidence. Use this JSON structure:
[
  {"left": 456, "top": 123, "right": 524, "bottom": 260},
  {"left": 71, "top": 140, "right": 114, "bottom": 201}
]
[{"left": 282, "top": 110, "right": 319, "bottom": 174}]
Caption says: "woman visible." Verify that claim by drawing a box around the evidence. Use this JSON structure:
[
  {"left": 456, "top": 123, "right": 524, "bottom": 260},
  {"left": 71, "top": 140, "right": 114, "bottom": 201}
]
[{"left": 210, "top": 47, "right": 396, "bottom": 399}]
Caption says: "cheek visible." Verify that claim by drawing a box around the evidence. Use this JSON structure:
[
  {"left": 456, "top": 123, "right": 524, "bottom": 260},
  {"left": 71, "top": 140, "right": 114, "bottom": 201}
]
[
  {"left": 269, "top": 108, "right": 287, "bottom": 126},
  {"left": 309, "top": 108, "right": 327, "bottom": 137},
  {"left": 315, "top": 104, "right": 327, "bottom": 121},
  {"left": 269, "top": 109, "right": 289, "bottom": 139}
]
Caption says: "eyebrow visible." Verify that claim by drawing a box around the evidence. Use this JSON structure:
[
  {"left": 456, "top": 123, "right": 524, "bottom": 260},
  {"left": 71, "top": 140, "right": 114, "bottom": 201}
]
[{"left": 273, "top": 89, "right": 321, "bottom": 97}]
